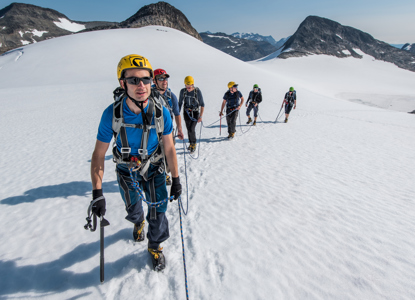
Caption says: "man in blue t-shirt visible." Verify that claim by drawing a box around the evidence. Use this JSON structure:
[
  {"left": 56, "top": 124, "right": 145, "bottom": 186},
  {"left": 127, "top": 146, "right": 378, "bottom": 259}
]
[
  {"left": 90, "top": 54, "right": 182, "bottom": 271},
  {"left": 219, "top": 81, "right": 245, "bottom": 139},
  {"left": 152, "top": 68, "right": 184, "bottom": 185}
]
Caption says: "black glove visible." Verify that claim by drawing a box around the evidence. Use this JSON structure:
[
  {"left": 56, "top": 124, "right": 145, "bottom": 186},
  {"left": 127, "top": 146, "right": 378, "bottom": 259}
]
[
  {"left": 170, "top": 177, "right": 182, "bottom": 201},
  {"left": 91, "top": 189, "right": 106, "bottom": 217}
]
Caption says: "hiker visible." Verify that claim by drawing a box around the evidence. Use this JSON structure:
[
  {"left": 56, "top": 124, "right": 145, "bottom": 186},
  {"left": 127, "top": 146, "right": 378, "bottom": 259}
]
[
  {"left": 282, "top": 87, "right": 296, "bottom": 123},
  {"left": 246, "top": 84, "right": 262, "bottom": 126},
  {"left": 90, "top": 54, "right": 182, "bottom": 271},
  {"left": 178, "top": 76, "right": 205, "bottom": 153},
  {"left": 220, "top": 81, "right": 244, "bottom": 139},
  {"left": 152, "top": 68, "right": 184, "bottom": 185}
]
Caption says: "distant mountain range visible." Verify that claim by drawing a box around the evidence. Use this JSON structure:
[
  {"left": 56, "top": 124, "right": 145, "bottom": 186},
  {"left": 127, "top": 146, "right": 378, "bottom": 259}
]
[
  {"left": 199, "top": 32, "right": 277, "bottom": 61},
  {"left": 1, "top": 2, "right": 414, "bottom": 72}
]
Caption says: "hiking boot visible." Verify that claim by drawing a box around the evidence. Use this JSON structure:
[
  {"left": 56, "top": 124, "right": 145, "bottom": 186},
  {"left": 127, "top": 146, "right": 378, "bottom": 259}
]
[
  {"left": 284, "top": 118, "right": 288, "bottom": 123},
  {"left": 190, "top": 143, "right": 196, "bottom": 153},
  {"left": 228, "top": 132, "right": 235, "bottom": 139},
  {"left": 133, "top": 220, "right": 145, "bottom": 242},
  {"left": 253, "top": 121, "right": 256, "bottom": 126},
  {"left": 246, "top": 117, "right": 252, "bottom": 124},
  {"left": 148, "top": 247, "right": 165, "bottom": 271},
  {"left": 166, "top": 175, "right": 172, "bottom": 185}
]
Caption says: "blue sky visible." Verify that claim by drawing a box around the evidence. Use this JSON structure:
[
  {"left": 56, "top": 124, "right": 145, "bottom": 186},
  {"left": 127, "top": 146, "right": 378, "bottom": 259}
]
[{"left": 1, "top": 0, "right": 414, "bottom": 43}]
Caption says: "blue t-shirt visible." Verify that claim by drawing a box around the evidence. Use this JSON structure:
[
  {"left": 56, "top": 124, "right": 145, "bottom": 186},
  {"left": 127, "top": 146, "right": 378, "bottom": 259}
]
[
  {"left": 97, "top": 97, "right": 173, "bottom": 156},
  {"left": 151, "top": 85, "right": 180, "bottom": 117}
]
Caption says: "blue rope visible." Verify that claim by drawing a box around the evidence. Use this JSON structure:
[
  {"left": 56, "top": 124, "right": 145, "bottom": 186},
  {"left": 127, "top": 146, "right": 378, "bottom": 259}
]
[
  {"left": 128, "top": 168, "right": 173, "bottom": 207},
  {"left": 178, "top": 197, "right": 189, "bottom": 299}
]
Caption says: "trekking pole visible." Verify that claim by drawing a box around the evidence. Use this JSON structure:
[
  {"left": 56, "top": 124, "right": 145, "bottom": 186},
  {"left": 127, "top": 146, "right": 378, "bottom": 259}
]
[
  {"left": 84, "top": 201, "right": 110, "bottom": 283},
  {"left": 100, "top": 216, "right": 110, "bottom": 283},
  {"left": 275, "top": 100, "right": 285, "bottom": 123},
  {"left": 219, "top": 112, "right": 222, "bottom": 135}
]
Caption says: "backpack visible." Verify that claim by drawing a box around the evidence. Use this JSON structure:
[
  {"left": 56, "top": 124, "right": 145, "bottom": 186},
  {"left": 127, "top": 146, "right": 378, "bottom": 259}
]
[
  {"left": 152, "top": 85, "right": 174, "bottom": 119},
  {"left": 224, "top": 90, "right": 241, "bottom": 108},
  {"left": 182, "top": 87, "right": 200, "bottom": 111},
  {"left": 248, "top": 88, "right": 262, "bottom": 104},
  {"left": 285, "top": 90, "right": 296, "bottom": 104},
  {"left": 111, "top": 87, "right": 166, "bottom": 180}
]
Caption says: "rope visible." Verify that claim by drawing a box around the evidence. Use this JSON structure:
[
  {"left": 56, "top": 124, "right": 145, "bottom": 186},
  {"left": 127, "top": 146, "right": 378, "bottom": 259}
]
[
  {"left": 178, "top": 197, "right": 189, "bottom": 299},
  {"left": 128, "top": 168, "right": 173, "bottom": 207}
]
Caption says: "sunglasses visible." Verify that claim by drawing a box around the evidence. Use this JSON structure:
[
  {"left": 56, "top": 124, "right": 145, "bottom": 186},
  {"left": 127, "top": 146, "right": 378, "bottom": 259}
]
[
  {"left": 124, "top": 77, "right": 152, "bottom": 85},
  {"left": 156, "top": 77, "right": 168, "bottom": 82}
]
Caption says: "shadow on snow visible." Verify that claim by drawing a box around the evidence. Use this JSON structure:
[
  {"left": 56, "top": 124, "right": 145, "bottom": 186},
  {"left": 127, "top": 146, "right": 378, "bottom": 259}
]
[
  {"left": 0, "top": 229, "right": 151, "bottom": 296},
  {"left": 0, "top": 181, "right": 119, "bottom": 206}
]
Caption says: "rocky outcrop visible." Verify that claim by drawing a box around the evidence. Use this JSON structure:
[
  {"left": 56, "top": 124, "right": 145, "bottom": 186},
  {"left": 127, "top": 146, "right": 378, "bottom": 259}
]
[
  {"left": 0, "top": 3, "right": 115, "bottom": 54},
  {"left": 402, "top": 43, "right": 415, "bottom": 54},
  {"left": 200, "top": 32, "right": 277, "bottom": 61},
  {"left": 275, "top": 16, "right": 415, "bottom": 72},
  {"left": 121, "top": 2, "right": 201, "bottom": 41}
]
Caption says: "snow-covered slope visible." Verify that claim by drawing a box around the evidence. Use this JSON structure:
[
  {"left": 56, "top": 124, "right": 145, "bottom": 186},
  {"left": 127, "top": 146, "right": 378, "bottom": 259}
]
[{"left": 0, "top": 26, "right": 415, "bottom": 300}]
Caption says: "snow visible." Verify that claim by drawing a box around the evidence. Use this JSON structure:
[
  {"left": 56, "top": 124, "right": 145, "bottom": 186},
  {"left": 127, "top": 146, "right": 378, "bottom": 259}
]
[
  {"left": 0, "top": 26, "right": 415, "bottom": 300},
  {"left": 20, "top": 40, "right": 30, "bottom": 45},
  {"left": 31, "top": 29, "right": 48, "bottom": 37},
  {"left": 336, "top": 34, "right": 343, "bottom": 39},
  {"left": 342, "top": 49, "right": 351, "bottom": 55},
  {"left": 207, "top": 34, "right": 238, "bottom": 43},
  {"left": 53, "top": 18, "right": 86, "bottom": 32}
]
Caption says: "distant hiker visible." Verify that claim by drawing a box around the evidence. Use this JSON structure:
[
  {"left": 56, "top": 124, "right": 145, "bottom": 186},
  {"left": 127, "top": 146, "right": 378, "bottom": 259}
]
[
  {"left": 90, "top": 54, "right": 182, "bottom": 271},
  {"left": 178, "top": 76, "right": 205, "bottom": 153},
  {"left": 220, "top": 82, "right": 244, "bottom": 139},
  {"left": 246, "top": 84, "right": 262, "bottom": 126},
  {"left": 152, "top": 68, "right": 184, "bottom": 185},
  {"left": 282, "top": 87, "right": 296, "bottom": 123}
]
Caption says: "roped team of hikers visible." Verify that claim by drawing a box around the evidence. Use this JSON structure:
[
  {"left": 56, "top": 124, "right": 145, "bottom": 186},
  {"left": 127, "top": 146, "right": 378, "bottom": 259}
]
[{"left": 88, "top": 54, "right": 297, "bottom": 272}]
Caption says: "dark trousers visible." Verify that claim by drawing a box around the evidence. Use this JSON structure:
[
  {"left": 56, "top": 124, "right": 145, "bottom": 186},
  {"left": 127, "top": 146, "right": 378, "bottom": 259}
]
[
  {"left": 116, "top": 164, "right": 169, "bottom": 249},
  {"left": 226, "top": 108, "right": 239, "bottom": 134},
  {"left": 183, "top": 109, "right": 199, "bottom": 144},
  {"left": 285, "top": 103, "right": 294, "bottom": 114}
]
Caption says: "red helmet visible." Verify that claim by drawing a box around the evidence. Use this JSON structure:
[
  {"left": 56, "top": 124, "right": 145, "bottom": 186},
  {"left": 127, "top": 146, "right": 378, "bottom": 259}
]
[{"left": 153, "top": 68, "right": 170, "bottom": 79}]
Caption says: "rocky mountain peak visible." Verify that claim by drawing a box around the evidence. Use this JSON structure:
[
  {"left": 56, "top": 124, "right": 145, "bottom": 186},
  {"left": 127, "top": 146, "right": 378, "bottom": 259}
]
[
  {"left": 121, "top": 1, "right": 201, "bottom": 41},
  {"left": 276, "top": 15, "right": 415, "bottom": 72}
]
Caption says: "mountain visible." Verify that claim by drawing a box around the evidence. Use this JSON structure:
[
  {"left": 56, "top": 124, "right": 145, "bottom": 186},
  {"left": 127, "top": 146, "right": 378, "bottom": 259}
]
[
  {"left": 0, "top": 1, "right": 201, "bottom": 54},
  {"left": 0, "top": 3, "right": 115, "bottom": 54},
  {"left": 402, "top": 43, "right": 415, "bottom": 54},
  {"left": 269, "top": 16, "right": 415, "bottom": 72},
  {"left": 200, "top": 31, "right": 277, "bottom": 61},
  {"left": 231, "top": 32, "right": 278, "bottom": 46},
  {"left": 81, "top": 1, "right": 201, "bottom": 41}
]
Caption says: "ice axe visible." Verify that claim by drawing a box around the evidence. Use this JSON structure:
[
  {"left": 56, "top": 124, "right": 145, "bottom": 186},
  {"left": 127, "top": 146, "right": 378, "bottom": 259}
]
[{"left": 84, "top": 201, "right": 110, "bottom": 283}]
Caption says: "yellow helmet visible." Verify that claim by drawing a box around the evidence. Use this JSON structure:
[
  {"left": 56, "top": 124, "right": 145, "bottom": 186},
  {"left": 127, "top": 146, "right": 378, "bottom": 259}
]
[
  {"left": 117, "top": 54, "right": 153, "bottom": 80},
  {"left": 228, "top": 81, "right": 237, "bottom": 89},
  {"left": 184, "top": 76, "right": 194, "bottom": 85}
]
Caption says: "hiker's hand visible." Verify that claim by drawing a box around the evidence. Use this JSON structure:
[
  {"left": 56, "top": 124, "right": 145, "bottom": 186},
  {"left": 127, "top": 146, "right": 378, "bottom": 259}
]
[
  {"left": 91, "top": 189, "right": 106, "bottom": 217},
  {"left": 294, "top": 105, "right": 296, "bottom": 109},
  {"left": 219, "top": 111, "right": 223, "bottom": 116},
  {"left": 170, "top": 177, "right": 182, "bottom": 201}
]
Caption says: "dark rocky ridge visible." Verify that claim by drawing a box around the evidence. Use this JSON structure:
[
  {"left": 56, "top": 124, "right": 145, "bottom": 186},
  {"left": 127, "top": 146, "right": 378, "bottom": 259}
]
[
  {"left": 277, "top": 16, "right": 415, "bottom": 72},
  {"left": 80, "top": 2, "right": 201, "bottom": 41},
  {"left": 0, "top": 3, "right": 116, "bottom": 54}
]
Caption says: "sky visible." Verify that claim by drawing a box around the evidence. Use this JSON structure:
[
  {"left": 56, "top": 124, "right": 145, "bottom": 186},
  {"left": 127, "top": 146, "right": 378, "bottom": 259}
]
[
  {"left": 0, "top": 25, "right": 415, "bottom": 299},
  {"left": 0, "top": 0, "right": 414, "bottom": 43}
]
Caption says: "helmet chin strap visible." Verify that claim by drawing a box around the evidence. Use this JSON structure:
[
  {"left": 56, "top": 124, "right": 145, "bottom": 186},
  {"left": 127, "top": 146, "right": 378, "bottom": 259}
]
[{"left": 124, "top": 83, "right": 148, "bottom": 126}]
